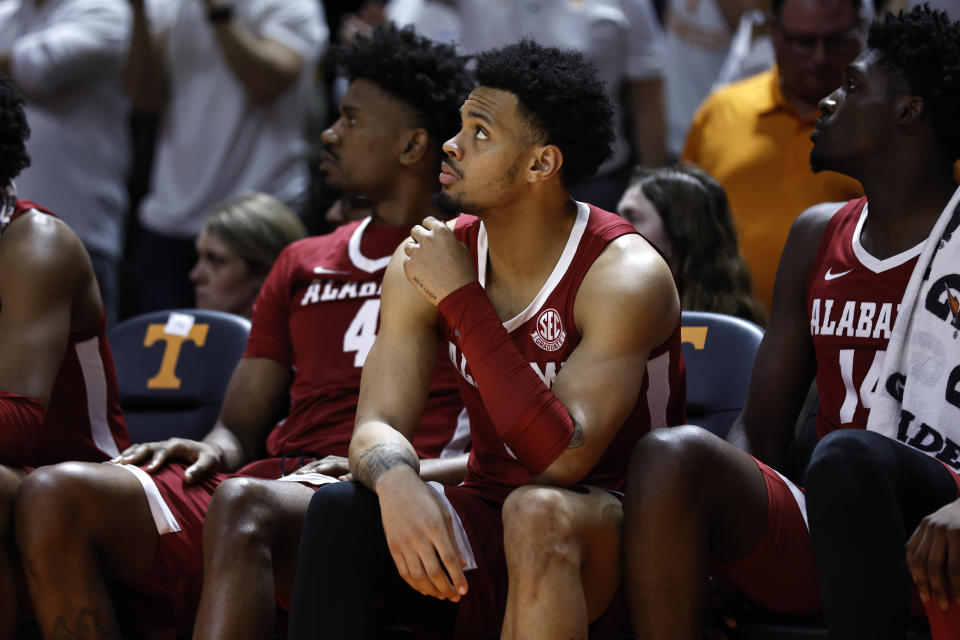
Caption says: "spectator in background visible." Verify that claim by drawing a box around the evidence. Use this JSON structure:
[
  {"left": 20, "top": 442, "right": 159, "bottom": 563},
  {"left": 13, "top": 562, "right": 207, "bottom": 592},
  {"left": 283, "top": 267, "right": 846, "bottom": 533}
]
[
  {"left": 0, "top": 0, "right": 131, "bottom": 326},
  {"left": 439, "top": 0, "right": 667, "bottom": 212},
  {"left": 618, "top": 164, "right": 766, "bottom": 325},
  {"left": 191, "top": 192, "right": 306, "bottom": 318},
  {"left": 127, "top": 0, "right": 327, "bottom": 314},
  {"left": 663, "top": 0, "right": 767, "bottom": 157},
  {"left": 683, "top": 0, "right": 865, "bottom": 312}
]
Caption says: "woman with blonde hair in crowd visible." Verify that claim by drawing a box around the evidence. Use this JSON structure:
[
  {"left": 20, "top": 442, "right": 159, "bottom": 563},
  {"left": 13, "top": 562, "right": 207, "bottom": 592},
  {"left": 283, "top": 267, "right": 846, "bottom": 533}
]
[
  {"left": 190, "top": 192, "right": 307, "bottom": 318},
  {"left": 617, "top": 164, "right": 766, "bottom": 326}
]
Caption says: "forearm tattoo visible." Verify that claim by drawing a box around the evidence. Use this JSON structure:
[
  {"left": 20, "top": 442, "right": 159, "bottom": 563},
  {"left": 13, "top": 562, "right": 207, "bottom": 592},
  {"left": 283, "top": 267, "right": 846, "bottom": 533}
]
[
  {"left": 567, "top": 420, "right": 585, "bottom": 449},
  {"left": 50, "top": 606, "right": 120, "bottom": 639},
  {"left": 355, "top": 442, "right": 418, "bottom": 487},
  {"left": 411, "top": 276, "right": 438, "bottom": 301}
]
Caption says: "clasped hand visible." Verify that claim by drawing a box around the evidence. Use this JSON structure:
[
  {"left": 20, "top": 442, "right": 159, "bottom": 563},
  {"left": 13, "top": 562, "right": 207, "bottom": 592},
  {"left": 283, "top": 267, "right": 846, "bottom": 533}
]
[{"left": 402, "top": 217, "right": 475, "bottom": 306}]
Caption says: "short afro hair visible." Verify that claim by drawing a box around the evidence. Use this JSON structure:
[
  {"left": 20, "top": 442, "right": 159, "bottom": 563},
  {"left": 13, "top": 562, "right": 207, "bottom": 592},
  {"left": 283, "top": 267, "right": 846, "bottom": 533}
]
[
  {"left": 0, "top": 76, "right": 29, "bottom": 187},
  {"left": 474, "top": 39, "right": 615, "bottom": 189},
  {"left": 868, "top": 4, "right": 960, "bottom": 162},
  {"left": 332, "top": 23, "right": 472, "bottom": 151}
]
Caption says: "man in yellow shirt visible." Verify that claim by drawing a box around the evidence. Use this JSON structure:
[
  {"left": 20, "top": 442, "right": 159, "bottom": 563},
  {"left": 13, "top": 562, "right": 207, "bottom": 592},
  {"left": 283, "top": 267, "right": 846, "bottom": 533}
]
[{"left": 684, "top": 0, "right": 865, "bottom": 310}]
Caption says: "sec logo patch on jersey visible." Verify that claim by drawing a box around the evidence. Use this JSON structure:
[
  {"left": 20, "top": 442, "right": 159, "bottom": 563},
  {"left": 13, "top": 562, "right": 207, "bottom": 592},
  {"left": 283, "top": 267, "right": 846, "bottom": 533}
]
[{"left": 532, "top": 308, "right": 566, "bottom": 352}]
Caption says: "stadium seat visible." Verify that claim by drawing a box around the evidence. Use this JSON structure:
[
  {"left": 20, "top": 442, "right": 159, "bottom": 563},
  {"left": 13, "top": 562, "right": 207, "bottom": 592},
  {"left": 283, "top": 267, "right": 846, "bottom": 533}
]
[
  {"left": 680, "top": 310, "right": 764, "bottom": 439},
  {"left": 108, "top": 309, "right": 250, "bottom": 443}
]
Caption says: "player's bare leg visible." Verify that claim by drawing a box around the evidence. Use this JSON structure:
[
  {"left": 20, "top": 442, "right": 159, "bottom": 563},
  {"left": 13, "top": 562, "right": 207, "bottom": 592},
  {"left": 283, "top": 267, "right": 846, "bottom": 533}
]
[
  {"left": 0, "top": 464, "right": 26, "bottom": 640},
  {"left": 623, "top": 426, "right": 769, "bottom": 639},
  {"left": 193, "top": 477, "right": 316, "bottom": 640},
  {"left": 15, "top": 462, "right": 160, "bottom": 640},
  {"left": 500, "top": 485, "right": 623, "bottom": 640}
]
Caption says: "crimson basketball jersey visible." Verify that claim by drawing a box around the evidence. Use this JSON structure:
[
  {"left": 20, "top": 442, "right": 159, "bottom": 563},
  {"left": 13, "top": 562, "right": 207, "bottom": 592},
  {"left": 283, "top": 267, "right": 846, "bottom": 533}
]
[
  {"left": 245, "top": 217, "right": 465, "bottom": 459},
  {"left": 807, "top": 197, "right": 922, "bottom": 438},
  {"left": 442, "top": 203, "right": 687, "bottom": 503},
  {"left": 2, "top": 199, "right": 129, "bottom": 465}
]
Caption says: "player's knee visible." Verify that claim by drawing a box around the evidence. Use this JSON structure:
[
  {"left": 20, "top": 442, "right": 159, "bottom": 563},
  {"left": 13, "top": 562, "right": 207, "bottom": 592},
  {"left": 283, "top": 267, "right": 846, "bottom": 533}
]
[
  {"left": 503, "top": 486, "right": 578, "bottom": 568},
  {"left": 206, "top": 477, "right": 276, "bottom": 544},
  {"left": 627, "top": 425, "right": 720, "bottom": 501},
  {"left": 304, "top": 481, "right": 379, "bottom": 543},
  {"left": 806, "top": 430, "right": 882, "bottom": 509},
  {"left": 15, "top": 462, "right": 99, "bottom": 551}
]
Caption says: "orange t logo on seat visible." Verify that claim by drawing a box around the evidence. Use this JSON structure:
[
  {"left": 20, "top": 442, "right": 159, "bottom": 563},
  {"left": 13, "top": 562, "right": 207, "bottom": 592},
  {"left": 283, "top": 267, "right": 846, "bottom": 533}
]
[{"left": 143, "top": 324, "right": 210, "bottom": 389}]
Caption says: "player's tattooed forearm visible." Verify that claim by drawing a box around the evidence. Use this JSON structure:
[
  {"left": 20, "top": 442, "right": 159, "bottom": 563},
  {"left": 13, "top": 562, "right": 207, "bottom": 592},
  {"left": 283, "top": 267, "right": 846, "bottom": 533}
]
[
  {"left": 355, "top": 443, "right": 418, "bottom": 486},
  {"left": 567, "top": 420, "right": 584, "bottom": 449},
  {"left": 412, "top": 277, "right": 438, "bottom": 301},
  {"left": 49, "top": 606, "right": 121, "bottom": 639}
]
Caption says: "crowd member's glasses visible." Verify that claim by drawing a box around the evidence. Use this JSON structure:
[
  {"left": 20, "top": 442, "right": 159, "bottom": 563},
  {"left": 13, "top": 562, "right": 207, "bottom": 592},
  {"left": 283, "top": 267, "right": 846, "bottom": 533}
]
[{"left": 776, "top": 23, "right": 863, "bottom": 56}]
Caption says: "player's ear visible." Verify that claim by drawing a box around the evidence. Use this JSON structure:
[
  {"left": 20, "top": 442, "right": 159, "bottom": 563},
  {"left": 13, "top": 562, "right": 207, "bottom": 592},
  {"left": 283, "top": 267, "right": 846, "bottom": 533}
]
[
  {"left": 527, "top": 145, "right": 563, "bottom": 183},
  {"left": 399, "top": 129, "right": 430, "bottom": 166},
  {"left": 895, "top": 95, "right": 924, "bottom": 125}
]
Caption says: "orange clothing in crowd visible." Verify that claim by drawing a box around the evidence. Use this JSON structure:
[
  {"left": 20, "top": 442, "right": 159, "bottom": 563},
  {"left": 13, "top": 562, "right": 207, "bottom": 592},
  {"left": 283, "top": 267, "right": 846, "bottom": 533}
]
[{"left": 683, "top": 67, "right": 863, "bottom": 311}]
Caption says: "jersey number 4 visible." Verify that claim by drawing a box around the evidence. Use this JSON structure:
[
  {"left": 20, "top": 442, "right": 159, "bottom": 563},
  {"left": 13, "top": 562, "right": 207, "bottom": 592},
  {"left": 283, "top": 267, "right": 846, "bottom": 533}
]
[
  {"left": 838, "top": 349, "right": 885, "bottom": 424},
  {"left": 343, "top": 299, "right": 380, "bottom": 367}
]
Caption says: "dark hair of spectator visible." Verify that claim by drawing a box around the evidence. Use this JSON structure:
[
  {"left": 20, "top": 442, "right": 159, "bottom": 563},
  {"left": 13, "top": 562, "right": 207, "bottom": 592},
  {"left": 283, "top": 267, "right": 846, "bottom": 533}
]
[
  {"left": 868, "top": 4, "right": 960, "bottom": 163},
  {"left": 333, "top": 23, "right": 473, "bottom": 151},
  {"left": 473, "top": 39, "right": 615, "bottom": 189},
  {"left": 0, "top": 76, "right": 30, "bottom": 187},
  {"left": 634, "top": 164, "right": 766, "bottom": 326}
]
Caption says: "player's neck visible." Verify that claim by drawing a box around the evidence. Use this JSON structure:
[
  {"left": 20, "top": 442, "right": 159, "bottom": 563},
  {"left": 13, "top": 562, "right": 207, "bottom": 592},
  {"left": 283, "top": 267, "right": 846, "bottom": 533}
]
[
  {"left": 367, "top": 176, "right": 438, "bottom": 228},
  {"left": 481, "top": 193, "right": 578, "bottom": 314},
  {"left": 859, "top": 160, "right": 958, "bottom": 258}
]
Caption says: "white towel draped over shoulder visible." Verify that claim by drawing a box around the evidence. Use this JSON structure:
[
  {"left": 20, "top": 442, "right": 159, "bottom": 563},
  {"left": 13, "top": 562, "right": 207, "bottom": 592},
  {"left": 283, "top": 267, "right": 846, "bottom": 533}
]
[{"left": 866, "top": 187, "right": 960, "bottom": 472}]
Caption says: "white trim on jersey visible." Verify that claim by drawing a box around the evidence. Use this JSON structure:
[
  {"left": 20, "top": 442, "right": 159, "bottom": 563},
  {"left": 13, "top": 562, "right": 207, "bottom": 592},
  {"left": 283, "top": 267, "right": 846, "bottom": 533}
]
[
  {"left": 477, "top": 201, "right": 591, "bottom": 332},
  {"left": 425, "top": 481, "right": 478, "bottom": 571},
  {"left": 771, "top": 467, "right": 809, "bottom": 531},
  {"left": 74, "top": 336, "right": 120, "bottom": 458},
  {"left": 852, "top": 204, "right": 926, "bottom": 273},
  {"left": 645, "top": 351, "right": 671, "bottom": 429},
  {"left": 112, "top": 463, "right": 183, "bottom": 535},
  {"left": 348, "top": 216, "right": 394, "bottom": 273},
  {"left": 439, "top": 407, "right": 471, "bottom": 458}
]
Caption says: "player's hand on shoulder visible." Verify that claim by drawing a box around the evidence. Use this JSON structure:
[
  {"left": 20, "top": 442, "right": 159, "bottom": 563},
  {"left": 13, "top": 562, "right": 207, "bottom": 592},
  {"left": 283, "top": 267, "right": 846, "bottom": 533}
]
[
  {"left": 112, "top": 438, "right": 223, "bottom": 483},
  {"left": 377, "top": 467, "right": 468, "bottom": 602},
  {"left": 907, "top": 498, "right": 960, "bottom": 611},
  {"left": 402, "top": 216, "right": 474, "bottom": 306}
]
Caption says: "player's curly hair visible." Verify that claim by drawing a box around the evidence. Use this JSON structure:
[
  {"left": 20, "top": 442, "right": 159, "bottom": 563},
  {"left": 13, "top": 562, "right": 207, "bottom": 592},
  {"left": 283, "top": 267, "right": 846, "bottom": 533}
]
[
  {"left": 868, "top": 4, "right": 960, "bottom": 162},
  {"left": 474, "top": 39, "right": 615, "bottom": 189},
  {"left": 333, "top": 23, "right": 472, "bottom": 151},
  {"left": 0, "top": 76, "right": 30, "bottom": 187}
]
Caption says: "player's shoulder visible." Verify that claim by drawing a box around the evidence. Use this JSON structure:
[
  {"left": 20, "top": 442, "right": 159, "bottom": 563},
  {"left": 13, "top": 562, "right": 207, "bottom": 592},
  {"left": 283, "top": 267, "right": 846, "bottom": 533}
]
[
  {"left": 788, "top": 198, "right": 856, "bottom": 255},
  {"left": 0, "top": 209, "right": 85, "bottom": 272}
]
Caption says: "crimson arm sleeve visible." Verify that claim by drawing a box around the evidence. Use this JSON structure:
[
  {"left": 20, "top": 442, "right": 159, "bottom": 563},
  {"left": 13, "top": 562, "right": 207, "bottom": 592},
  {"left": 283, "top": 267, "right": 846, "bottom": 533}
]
[
  {"left": 438, "top": 281, "right": 573, "bottom": 474},
  {"left": 0, "top": 391, "right": 47, "bottom": 467}
]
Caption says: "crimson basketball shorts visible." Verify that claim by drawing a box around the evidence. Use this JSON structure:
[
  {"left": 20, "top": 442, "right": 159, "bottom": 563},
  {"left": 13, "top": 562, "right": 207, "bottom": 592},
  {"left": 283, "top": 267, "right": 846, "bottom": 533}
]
[{"left": 711, "top": 457, "right": 821, "bottom": 615}]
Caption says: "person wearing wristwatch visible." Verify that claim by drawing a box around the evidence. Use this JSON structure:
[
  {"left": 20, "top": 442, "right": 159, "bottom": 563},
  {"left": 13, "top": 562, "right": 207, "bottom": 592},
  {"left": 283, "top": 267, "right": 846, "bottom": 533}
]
[{"left": 125, "top": 0, "right": 328, "bottom": 317}]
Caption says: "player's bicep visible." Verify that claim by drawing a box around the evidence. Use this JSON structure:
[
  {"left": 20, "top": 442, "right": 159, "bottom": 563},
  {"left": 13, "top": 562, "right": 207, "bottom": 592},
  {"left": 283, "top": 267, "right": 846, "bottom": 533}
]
[
  {"left": 355, "top": 246, "right": 442, "bottom": 443},
  {"left": 547, "top": 236, "right": 680, "bottom": 475}
]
